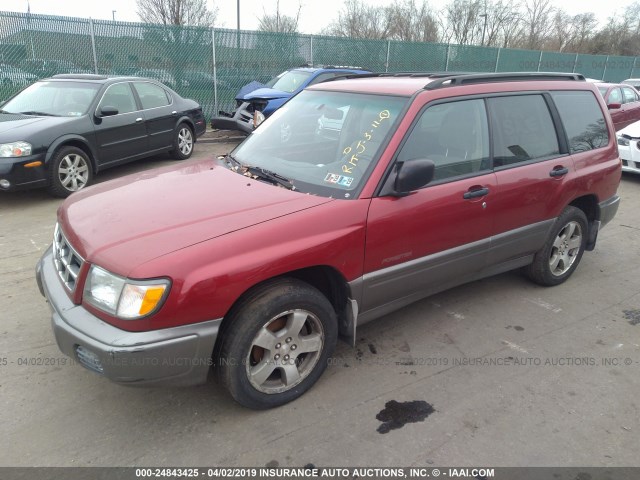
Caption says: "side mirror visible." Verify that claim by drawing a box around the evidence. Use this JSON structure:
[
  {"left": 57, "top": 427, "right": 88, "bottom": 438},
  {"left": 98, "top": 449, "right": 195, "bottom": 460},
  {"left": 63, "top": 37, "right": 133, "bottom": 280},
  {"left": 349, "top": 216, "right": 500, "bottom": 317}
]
[
  {"left": 393, "top": 159, "right": 435, "bottom": 195},
  {"left": 608, "top": 102, "right": 622, "bottom": 110},
  {"left": 98, "top": 105, "right": 119, "bottom": 117}
]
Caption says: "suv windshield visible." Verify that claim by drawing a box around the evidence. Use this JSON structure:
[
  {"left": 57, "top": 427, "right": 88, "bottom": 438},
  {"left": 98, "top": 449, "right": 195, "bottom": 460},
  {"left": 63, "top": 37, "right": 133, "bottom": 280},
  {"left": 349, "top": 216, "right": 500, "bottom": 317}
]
[
  {"left": 231, "top": 89, "right": 407, "bottom": 198},
  {"left": 2, "top": 81, "right": 100, "bottom": 117},
  {"left": 265, "top": 70, "right": 313, "bottom": 93}
]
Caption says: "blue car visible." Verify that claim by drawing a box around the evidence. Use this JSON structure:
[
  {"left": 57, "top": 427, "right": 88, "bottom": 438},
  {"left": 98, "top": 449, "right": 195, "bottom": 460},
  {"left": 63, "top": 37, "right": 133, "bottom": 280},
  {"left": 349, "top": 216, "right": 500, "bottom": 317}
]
[{"left": 211, "top": 66, "right": 370, "bottom": 134}]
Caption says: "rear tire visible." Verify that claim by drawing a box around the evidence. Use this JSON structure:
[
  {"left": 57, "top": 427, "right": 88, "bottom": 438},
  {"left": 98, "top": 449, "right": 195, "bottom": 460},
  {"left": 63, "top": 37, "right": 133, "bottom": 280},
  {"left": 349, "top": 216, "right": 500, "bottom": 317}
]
[
  {"left": 217, "top": 278, "right": 338, "bottom": 409},
  {"left": 171, "top": 123, "right": 194, "bottom": 160},
  {"left": 47, "top": 146, "right": 93, "bottom": 198},
  {"left": 524, "top": 206, "right": 588, "bottom": 286}
]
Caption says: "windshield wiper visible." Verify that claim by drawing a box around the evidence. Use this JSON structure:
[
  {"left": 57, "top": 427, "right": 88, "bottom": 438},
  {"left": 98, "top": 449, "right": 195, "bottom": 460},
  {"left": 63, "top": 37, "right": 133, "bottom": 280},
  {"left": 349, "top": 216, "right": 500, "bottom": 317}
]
[
  {"left": 225, "top": 154, "right": 296, "bottom": 190},
  {"left": 246, "top": 166, "right": 296, "bottom": 191},
  {"left": 224, "top": 154, "right": 243, "bottom": 170},
  {"left": 19, "top": 111, "right": 57, "bottom": 117}
]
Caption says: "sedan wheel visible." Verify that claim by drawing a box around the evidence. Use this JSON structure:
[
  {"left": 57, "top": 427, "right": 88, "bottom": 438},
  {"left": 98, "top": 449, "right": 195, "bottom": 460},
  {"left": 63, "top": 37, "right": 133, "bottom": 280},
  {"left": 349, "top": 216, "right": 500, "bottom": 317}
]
[
  {"left": 172, "top": 123, "right": 194, "bottom": 160},
  {"left": 47, "top": 146, "right": 93, "bottom": 198},
  {"left": 218, "top": 278, "right": 338, "bottom": 409}
]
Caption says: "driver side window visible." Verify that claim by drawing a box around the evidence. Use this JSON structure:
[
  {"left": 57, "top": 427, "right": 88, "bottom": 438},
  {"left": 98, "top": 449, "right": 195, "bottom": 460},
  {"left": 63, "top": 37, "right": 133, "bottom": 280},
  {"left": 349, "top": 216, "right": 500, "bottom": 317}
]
[
  {"left": 98, "top": 83, "right": 137, "bottom": 115},
  {"left": 397, "top": 99, "right": 490, "bottom": 182}
]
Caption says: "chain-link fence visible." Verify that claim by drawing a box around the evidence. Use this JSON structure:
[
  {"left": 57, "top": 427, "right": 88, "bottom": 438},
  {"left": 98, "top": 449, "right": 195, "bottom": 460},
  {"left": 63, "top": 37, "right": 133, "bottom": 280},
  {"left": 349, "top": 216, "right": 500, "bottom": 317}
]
[{"left": 2, "top": 10, "right": 640, "bottom": 119}]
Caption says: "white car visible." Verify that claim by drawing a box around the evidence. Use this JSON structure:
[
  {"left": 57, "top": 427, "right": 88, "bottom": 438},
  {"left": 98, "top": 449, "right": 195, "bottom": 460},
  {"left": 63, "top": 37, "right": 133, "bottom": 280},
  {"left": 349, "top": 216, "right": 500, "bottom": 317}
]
[{"left": 617, "top": 120, "right": 640, "bottom": 174}]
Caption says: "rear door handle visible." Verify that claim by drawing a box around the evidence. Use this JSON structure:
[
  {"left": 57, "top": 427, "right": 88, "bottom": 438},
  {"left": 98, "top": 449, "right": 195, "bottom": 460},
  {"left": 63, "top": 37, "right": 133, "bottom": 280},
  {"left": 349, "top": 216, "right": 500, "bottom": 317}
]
[
  {"left": 463, "top": 187, "right": 490, "bottom": 199},
  {"left": 549, "top": 166, "right": 569, "bottom": 177},
  {"left": 135, "top": 117, "right": 144, "bottom": 123},
  {"left": 172, "top": 111, "right": 177, "bottom": 116}
]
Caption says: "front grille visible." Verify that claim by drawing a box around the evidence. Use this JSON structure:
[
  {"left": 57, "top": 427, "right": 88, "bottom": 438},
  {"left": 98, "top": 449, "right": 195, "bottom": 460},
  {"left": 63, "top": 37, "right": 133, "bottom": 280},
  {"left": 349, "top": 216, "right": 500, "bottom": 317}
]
[{"left": 52, "top": 223, "right": 85, "bottom": 293}]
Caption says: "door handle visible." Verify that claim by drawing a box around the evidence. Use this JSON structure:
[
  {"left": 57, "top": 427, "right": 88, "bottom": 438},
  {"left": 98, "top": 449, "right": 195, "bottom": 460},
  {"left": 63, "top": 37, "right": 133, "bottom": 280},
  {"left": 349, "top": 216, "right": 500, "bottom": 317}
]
[
  {"left": 463, "top": 187, "right": 490, "bottom": 199},
  {"left": 172, "top": 111, "right": 177, "bottom": 115},
  {"left": 549, "top": 166, "right": 569, "bottom": 177},
  {"left": 135, "top": 117, "right": 144, "bottom": 123}
]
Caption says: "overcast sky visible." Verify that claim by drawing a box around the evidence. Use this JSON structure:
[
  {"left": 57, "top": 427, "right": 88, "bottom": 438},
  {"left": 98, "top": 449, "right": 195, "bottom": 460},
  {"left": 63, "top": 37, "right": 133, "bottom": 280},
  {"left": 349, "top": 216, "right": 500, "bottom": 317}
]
[{"left": 0, "top": 0, "right": 631, "bottom": 33}]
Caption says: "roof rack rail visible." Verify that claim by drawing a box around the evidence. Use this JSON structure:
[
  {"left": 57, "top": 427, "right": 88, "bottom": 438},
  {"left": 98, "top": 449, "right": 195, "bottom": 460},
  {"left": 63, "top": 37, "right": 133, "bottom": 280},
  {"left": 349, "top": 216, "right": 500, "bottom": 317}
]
[{"left": 424, "top": 72, "right": 586, "bottom": 90}]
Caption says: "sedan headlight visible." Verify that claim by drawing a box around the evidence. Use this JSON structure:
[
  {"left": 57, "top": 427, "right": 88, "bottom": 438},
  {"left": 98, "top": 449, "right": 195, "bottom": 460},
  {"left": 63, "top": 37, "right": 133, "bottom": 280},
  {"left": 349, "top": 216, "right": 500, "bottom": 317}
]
[
  {"left": 83, "top": 265, "right": 170, "bottom": 319},
  {"left": 0, "top": 141, "right": 32, "bottom": 157},
  {"left": 617, "top": 136, "right": 630, "bottom": 146}
]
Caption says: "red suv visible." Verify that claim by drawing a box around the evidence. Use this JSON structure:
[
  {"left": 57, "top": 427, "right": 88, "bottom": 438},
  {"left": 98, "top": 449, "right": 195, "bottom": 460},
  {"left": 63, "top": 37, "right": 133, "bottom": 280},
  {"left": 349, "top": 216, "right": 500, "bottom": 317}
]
[{"left": 37, "top": 73, "right": 621, "bottom": 409}]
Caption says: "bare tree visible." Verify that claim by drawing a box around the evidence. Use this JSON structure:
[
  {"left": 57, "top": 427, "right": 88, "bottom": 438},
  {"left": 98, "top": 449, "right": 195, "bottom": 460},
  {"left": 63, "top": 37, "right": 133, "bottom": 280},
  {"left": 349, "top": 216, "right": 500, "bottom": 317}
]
[
  {"left": 325, "top": 0, "right": 393, "bottom": 39},
  {"left": 388, "top": 0, "right": 439, "bottom": 43},
  {"left": 136, "top": 0, "right": 217, "bottom": 27},
  {"left": 520, "top": 0, "right": 554, "bottom": 50},
  {"left": 481, "top": 0, "right": 523, "bottom": 48},
  {"left": 258, "top": 1, "right": 301, "bottom": 33},
  {"left": 441, "top": 0, "right": 483, "bottom": 45}
]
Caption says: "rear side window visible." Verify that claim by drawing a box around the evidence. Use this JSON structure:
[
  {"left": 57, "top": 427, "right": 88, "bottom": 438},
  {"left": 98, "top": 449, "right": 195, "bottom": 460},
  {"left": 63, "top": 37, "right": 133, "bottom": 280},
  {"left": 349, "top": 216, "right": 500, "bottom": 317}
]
[
  {"left": 551, "top": 91, "right": 609, "bottom": 153},
  {"left": 487, "top": 95, "right": 560, "bottom": 167},
  {"left": 133, "top": 82, "right": 171, "bottom": 109},
  {"left": 622, "top": 86, "right": 639, "bottom": 103}
]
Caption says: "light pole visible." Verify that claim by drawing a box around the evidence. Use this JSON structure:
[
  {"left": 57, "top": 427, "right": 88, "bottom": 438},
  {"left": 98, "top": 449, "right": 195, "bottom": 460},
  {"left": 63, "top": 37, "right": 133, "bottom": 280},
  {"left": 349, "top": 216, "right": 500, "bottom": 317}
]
[
  {"left": 480, "top": 13, "right": 487, "bottom": 46},
  {"left": 112, "top": 10, "right": 116, "bottom": 21}
]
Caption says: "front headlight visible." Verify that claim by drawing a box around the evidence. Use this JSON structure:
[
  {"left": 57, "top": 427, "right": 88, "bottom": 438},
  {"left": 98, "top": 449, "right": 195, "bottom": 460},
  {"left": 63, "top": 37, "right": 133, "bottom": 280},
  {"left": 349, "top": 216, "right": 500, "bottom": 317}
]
[
  {"left": 617, "top": 136, "right": 630, "bottom": 146},
  {"left": 83, "top": 265, "right": 170, "bottom": 319},
  {"left": 0, "top": 141, "right": 32, "bottom": 157}
]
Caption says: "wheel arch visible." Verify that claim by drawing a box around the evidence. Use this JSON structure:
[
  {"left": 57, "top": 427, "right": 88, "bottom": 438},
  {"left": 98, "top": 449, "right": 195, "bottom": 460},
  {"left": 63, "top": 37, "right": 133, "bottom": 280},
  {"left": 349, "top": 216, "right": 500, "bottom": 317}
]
[
  {"left": 45, "top": 136, "right": 98, "bottom": 172},
  {"left": 176, "top": 116, "right": 195, "bottom": 135},
  {"left": 568, "top": 194, "right": 598, "bottom": 223},
  {"left": 214, "top": 265, "right": 355, "bottom": 354}
]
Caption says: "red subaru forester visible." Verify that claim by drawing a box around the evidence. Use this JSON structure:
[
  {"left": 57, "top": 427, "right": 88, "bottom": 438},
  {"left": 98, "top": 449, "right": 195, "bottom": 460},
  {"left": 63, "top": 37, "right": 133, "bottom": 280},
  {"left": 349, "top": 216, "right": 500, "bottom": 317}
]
[{"left": 37, "top": 72, "right": 621, "bottom": 409}]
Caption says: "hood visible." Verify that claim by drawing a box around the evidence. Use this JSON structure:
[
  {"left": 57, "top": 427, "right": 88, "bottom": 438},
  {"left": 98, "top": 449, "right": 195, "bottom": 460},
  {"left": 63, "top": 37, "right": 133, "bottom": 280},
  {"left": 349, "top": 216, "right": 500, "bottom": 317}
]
[
  {"left": 0, "top": 113, "right": 78, "bottom": 141},
  {"left": 236, "top": 80, "right": 266, "bottom": 99},
  {"left": 59, "top": 159, "right": 332, "bottom": 276},
  {"left": 619, "top": 121, "right": 640, "bottom": 138},
  {"left": 236, "top": 85, "right": 290, "bottom": 102}
]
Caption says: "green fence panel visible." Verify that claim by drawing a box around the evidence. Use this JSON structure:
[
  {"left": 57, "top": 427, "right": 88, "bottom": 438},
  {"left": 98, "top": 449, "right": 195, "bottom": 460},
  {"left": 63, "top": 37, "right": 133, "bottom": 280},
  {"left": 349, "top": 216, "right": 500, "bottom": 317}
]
[
  {"left": 312, "top": 34, "right": 387, "bottom": 72},
  {"left": 539, "top": 51, "right": 577, "bottom": 73},
  {"left": 495, "top": 48, "right": 541, "bottom": 72},
  {"left": 0, "top": 12, "right": 94, "bottom": 100},
  {"left": 630, "top": 58, "right": 640, "bottom": 78},
  {"left": 575, "top": 54, "right": 607, "bottom": 80},
  {"left": 447, "top": 44, "right": 498, "bottom": 72},
  {"left": 388, "top": 41, "right": 448, "bottom": 72},
  {"left": 602, "top": 55, "right": 636, "bottom": 82}
]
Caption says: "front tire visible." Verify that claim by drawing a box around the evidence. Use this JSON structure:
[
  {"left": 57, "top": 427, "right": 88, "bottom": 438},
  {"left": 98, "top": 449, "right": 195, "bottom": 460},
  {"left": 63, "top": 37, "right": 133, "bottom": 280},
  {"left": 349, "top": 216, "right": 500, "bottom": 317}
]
[
  {"left": 171, "top": 123, "right": 194, "bottom": 160},
  {"left": 47, "top": 146, "right": 93, "bottom": 198},
  {"left": 217, "top": 278, "right": 338, "bottom": 409},
  {"left": 524, "top": 206, "right": 588, "bottom": 286}
]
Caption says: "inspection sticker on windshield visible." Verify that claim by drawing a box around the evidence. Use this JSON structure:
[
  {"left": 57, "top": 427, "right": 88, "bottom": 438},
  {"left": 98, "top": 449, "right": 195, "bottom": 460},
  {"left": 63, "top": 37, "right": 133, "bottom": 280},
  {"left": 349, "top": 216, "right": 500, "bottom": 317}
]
[{"left": 324, "top": 173, "right": 353, "bottom": 187}]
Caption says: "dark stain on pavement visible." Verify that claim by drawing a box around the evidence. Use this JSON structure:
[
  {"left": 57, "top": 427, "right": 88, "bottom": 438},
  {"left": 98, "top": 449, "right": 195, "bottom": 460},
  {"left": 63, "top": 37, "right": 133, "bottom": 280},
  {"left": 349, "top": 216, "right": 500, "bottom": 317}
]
[
  {"left": 376, "top": 400, "right": 435, "bottom": 434},
  {"left": 623, "top": 309, "right": 640, "bottom": 326},
  {"left": 368, "top": 343, "right": 378, "bottom": 354}
]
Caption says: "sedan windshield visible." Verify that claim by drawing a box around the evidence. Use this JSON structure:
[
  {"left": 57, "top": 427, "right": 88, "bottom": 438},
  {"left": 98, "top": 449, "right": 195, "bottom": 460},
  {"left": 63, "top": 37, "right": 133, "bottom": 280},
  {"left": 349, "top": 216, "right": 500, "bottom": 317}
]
[
  {"left": 265, "top": 70, "right": 312, "bottom": 93},
  {"left": 2, "top": 81, "right": 100, "bottom": 117},
  {"left": 231, "top": 89, "right": 407, "bottom": 198}
]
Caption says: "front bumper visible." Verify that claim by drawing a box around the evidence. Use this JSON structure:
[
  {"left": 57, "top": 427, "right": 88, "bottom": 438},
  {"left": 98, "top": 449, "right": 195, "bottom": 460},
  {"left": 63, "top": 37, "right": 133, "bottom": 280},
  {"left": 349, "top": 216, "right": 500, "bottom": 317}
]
[
  {"left": 0, "top": 154, "right": 48, "bottom": 191},
  {"left": 36, "top": 247, "right": 222, "bottom": 387},
  {"left": 210, "top": 102, "right": 255, "bottom": 134},
  {"left": 618, "top": 141, "right": 640, "bottom": 173}
]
